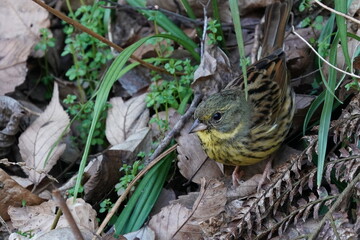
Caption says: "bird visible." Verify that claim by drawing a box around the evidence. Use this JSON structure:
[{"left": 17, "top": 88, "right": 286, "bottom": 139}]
[{"left": 189, "top": 0, "right": 295, "bottom": 189}]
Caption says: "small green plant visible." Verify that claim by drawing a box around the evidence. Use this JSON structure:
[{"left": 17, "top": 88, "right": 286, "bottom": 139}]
[
  {"left": 301, "top": 16, "right": 324, "bottom": 44},
  {"left": 146, "top": 58, "right": 196, "bottom": 132},
  {"left": 16, "top": 230, "right": 34, "bottom": 238},
  {"left": 207, "top": 20, "right": 223, "bottom": 45},
  {"left": 61, "top": 1, "right": 113, "bottom": 97},
  {"left": 63, "top": 94, "right": 108, "bottom": 147},
  {"left": 298, "top": 0, "right": 311, "bottom": 12},
  {"left": 115, "top": 160, "right": 144, "bottom": 196},
  {"left": 35, "top": 28, "right": 56, "bottom": 99},
  {"left": 99, "top": 198, "right": 114, "bottom": 213},
  {"left": 67, "top": 184, "right": 84, "bottom": 197},
  {"left": 21, "top": 199, "right": 27, "bottom": 207},
  {"left": 35, "top": 28, "right": 56, "bottom": 51}
]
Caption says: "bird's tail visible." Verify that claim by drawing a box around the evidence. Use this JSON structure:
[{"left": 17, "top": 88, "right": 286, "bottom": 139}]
[{"left": 260, "top": 0, "right": 293, "bottom": 58}]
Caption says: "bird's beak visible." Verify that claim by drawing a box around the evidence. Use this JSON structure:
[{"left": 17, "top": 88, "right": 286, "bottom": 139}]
[{"left": 189, "top": 119, "right": 208, "bottom": 133}]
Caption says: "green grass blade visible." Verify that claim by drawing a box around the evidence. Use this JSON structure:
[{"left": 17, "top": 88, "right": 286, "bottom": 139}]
[
  {"left": 334, "top": 0, "right": 351, "bottom": 68},
  {"left": 303, "top": 90, "right": 325, "bottom": 135},
  {"left": 303, "top": 13, "right": 335, "bottom": 133},
  {"left": 127, "top": 153, "right": 172, "bottom": 232},
  {"left": 317, "top": 34, "right": 340, "bottom": 187},
  {"left": 229, "top": 0, "right": 248, "bottom": 100},
  {"left": 115, "top": 152, "right": 173, "bottom": 234},
  {"left": 180, "top": 0, "right": 202, "bottom": 37}
]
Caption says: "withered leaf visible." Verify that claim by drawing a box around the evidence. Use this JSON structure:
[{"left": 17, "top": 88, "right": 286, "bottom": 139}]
[
  {"left": 8, "top": 198, "right": 97, "bottom": 235},
  {"left": 149, "top": 179, "right": 226, "bottom": 239},
  {"left": 0, "top": 0, "right": 50, "bottom": 95},
  {"left": 18, "top": 83, "right": 70, "bottom": 186},
  {"left": 0, "top": 169, "right": 44, "bottom": 221},
  {"left": 105, "top": 94, "right": 149, "bottom": 145}
]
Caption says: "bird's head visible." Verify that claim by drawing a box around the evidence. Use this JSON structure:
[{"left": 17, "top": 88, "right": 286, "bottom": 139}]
[{"left": 190, "top": 89, "right": 252, "bottom": 139}]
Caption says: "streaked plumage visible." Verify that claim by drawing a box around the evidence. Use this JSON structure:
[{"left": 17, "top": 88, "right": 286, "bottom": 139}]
[{"left": 190, "top": 0, "right": 295, "bottom": 169}]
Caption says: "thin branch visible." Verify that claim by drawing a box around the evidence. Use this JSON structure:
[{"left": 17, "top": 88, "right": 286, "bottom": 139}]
[
  {"left": 314, "top": 0, "right": 360, "bottom": 25},
  {"left": 291, "top": 27, "right": 360, "bottom": 79},
  {"left": 52, "top": 189, "right": 84, "bottom": 240},
  {"left": 145, "top": 93, "right": 203, "bottom": 165}
]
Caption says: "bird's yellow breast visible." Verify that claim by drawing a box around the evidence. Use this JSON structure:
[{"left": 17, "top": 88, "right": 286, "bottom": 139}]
[{"left": 196, "top": 123, "right": 284, "bottom": 166}]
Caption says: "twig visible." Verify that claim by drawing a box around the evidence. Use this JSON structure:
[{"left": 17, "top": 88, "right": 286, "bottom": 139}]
[
  {"left": 314, "top": 0, "right": 360, "bottom": 25},
  {"left": 31, "top": 0, "right": 174, "bottom": 76},
  {"left": 0, "top": 216, "right": 11, "bottom": 234},
  {"left": 291, "top": 27, "right": 360, "bottom": 79},
  {"left": 308, "top": 171, "right": 360, "bottom": 240},
  {"left": 95, "top": 144, "right": 178, "bottom": 237},
  {"left": 52, "top": 189, "right": 84, "bottom": 240},
  {"left": 0, "top": 158, "right": 58, "bottom": 183},
  {"left": 145, "top": 93, "right": 203, "bottom": 165}
]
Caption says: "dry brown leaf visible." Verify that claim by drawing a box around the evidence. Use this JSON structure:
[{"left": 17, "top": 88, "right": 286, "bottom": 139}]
[
  {"left": 0, "top": 168, "right": 44, "bottom": 221},
  {"left": 149, "top": 179, "right": 226, "bottom": 239},
  {"left": 0, "top": 96, "right": 25, "bottom": 157},
  {"left": 176, "top": 121, "right": 223, "bottom": 184},
  {"left": 9, "top": 227, "right": 95, "bottom": 240},
  {"left": 148, "top": 203, "right": 193, "bottom": 240},
  {"left": 123, "top": 226, "right": 155, "bottom": 240},
  {"left": 105, "top": 94, "right": 149, "bottom": 145},
  {"left": 0, "top": 0, "right": 50, "bottom": 95},
  {"left": 84, "top": 127, "right": 152, "bottom": 203},
  {"left": 192, "top": 40, "right": 233, "bottom": 97},
  {"left": 18, "top": 83, "right": 70, "bottom": 186},
  {"left": 8, "top": 197, "right": 98, "bottom": 235}
]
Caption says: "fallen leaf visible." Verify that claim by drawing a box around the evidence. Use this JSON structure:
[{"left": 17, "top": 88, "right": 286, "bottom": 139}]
[
  {"left": 149, "top": 179, "right": 226, "bottom": 239},
  {"left": 192, "top": 39, "right": 234, "bottom": 97},
  {"left": 0, "top": 96, "right": 25, "bottom": 157},
  {"left": 176, "top": 121, "right": 223, "bottom": 184},
  {"left": 148, "top": 203, "right": 192, "bottom": 240},
  {"left": 33, "top": 227, "right": 95, "bottom": 240},
  {"left": 0, "top": 0, "right": 50, "bottom": 95},
  {"left": 123, "top": 226, "right": 155, "bottom": 240},
  {"left": 105, "top": 94, "right": 149, "bottom": 145},
  {"left": 0, "top": 169, "right": 44, "bottom": 221},
  {"left": 8, "top": 198, "right": 97, "bottom": 235},
  {"left": 18, "top": 83, "right": 70, "bottom": 186}
]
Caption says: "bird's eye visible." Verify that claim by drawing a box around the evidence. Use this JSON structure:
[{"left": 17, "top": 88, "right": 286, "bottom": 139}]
[{"left": 212, "top": 112, "right": 222, "bottom": 121}]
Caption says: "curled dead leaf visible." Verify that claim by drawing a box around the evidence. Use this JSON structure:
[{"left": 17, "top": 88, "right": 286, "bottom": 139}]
[
  {"left": 192, "top": 40, "right": 233, "bottom": 97},
  {"left": 0, "top": 96, "right": 25, "bottom": 157},
  {"left": 0, "top": 0, "right": 50, "bottom": 94}
]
